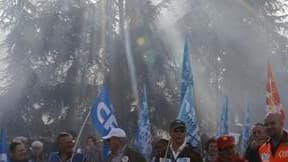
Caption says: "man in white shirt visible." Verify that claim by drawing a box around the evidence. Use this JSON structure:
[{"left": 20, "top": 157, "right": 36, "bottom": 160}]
[{"left": 103, "top": 128, "right": 146, "bottom": 162}]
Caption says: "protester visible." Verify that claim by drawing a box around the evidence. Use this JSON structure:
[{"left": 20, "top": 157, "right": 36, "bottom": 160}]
[
  {"left": 216, "top": 135, "right": 247, "bottom": 162},
  {"left": 84, "top": 136, "right": 102, "bottom": 162},
  {"left": 47, "top": 132, "right": 86, "bottom": 162},
  {"left": 245, "top": 123, "right": 267, "bottom": 162},
  {"left": 12, "top": 136, "right": 30, "bottom": 149},
  {"left": 151, "top": 139, "right": 169, "bottom": 161},
  {"left": 258, "top": 112, "right": 288, "bottom": 162},
  {"left": 30, "top": 140, "right": 46, "bottom": 162},
  {"left": 204, "top": 138, "right": 218, "bottom": 162},
  {"left": 9, "top": 142, "right": 31, "bottom": 162},
  {"left": 103, "top": 128, "right": 146, "bottom": 162},
  {"left": 153, "top": 120, "right": 202, "bottom": 162}
]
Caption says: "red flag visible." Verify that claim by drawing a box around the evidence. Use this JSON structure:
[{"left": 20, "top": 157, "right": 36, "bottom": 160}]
[{"left": 266, "top": 63, "right": 285, "bottom": 120}]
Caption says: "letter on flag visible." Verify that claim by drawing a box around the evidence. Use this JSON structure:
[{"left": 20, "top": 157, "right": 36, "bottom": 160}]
[
  {"left": 178, "top": 41, "right": 200, "bottom": 147},
  {"left": 90, "top": 86, "right": 118, "bottom": 136},
  {"left": 239, "top": 104, "right": 251, "bottom": 155},
  {"left": 134, "top": 86, "right": 152, "bottom": 161},
  {"left": 216, "top": 96, "right": 229, "bottom": 137},
  {"left": 0, "top": 129, "right": 8, "bottom": 162}
]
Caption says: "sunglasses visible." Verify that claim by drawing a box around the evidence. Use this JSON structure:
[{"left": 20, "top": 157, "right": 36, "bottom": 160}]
[
  {"left": 174, "top": 129, "right": 186, "bottom": 133},
  {"left": 264, "top": 121, "right": 276, "bottom": 127}
]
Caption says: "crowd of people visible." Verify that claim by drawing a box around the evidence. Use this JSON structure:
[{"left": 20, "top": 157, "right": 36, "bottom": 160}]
[{"left": 6, "top": 112, "right": 288, "bottom": 162}]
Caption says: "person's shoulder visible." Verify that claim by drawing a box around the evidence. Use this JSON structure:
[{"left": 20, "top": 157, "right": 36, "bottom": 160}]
[
  {"left": 184, "top": 143, "right": 201, "bottom": 154},
  {"left": 183, "top": 143, "right": 202, "bottom": 162},
  {"left": 48, "top": 152, "right": 59, "bottom": 158},
  {"left": 125, "top": 147, "right": 141, "bottom": 156},
  {"left": 74, "top": 153, "right": 85, "bottom": 157},
  {"left": 48, "top": 152, "right": 60, "bottom": 162},
  {"left": 237, "top": 156, "right": 248, "bottom": 162},
  {"left": 73, "top": 153, "right": 86, "bottom": 162},
  {"left": 125, "top": 147, "right": 146, "bottom": 162}
]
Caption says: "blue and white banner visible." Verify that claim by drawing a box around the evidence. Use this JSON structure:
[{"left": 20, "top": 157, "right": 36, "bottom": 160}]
[
  {"left": 0, "top": 129, "right": 8, "bottom": 162},
  {"left": 134, "top": 86, "right": 152, "bottom": 160},
  {"left": 178, "top": 86, "right": 200, "bottom": 146},
  {"left": 178, "top": 41, "right": 200, "bottom": 147},
  {"left": 181, "top": 41, "right": 193, "bottom": 103},
  {"left": 90, "top": 86, "right": 118, "bottom": 136},
  {"left": 90, "top": 86, "right": 118, "bottom": 159},
  {"left": 239, "top": 104, "right": 251, "bottom": 155},
  {"left": 216, "top": 96, "right": 229, "bottom": 137}
]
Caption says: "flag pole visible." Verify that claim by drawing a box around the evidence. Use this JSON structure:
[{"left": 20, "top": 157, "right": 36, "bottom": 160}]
[
  {"left": 73, "top": 109, "right": 92, "bottom": 151},
  {"left": 163, "top": 139, "right": 171, "bottom": 160},
  {"left": 70, "top": 109, "right": 92, "bottom": 162}
]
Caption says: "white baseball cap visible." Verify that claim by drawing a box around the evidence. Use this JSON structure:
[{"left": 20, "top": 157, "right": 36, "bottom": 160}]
[{"left": 102, "top": 128, "right": 127, "bottom": 140}]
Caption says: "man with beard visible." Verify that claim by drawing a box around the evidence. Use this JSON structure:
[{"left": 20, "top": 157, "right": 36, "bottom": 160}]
[
  {"left": 216, "top": 135, "right": 247, "bottom": 162},
  {"left": 9, "top": 142, "right": 31, "bottom": 162},
  {"left": 48, "top": 132, "right": 86, "bottom": 162},
  {"left": 258, "top": 112, "right": 288, "bottom": 162}
]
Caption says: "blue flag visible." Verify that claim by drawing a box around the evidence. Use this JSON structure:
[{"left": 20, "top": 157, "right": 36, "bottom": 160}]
[
  {"left": 90, "top": 86, "right": 118, "bottom": 159},
  {"left": 181, "top": 41, "right": 193, "bottom": 103},
  {"left": 216, "top": 96, "right": 229, "bottom": 137},
  {"left": 134, "top": 86, "right": 152, "bottom": 161},
  {"left": 178, "top": 86, "right": 201, "bottom": 146},
  {"left": 178, "top": 41, "right": 200, "bottom": 147},
  {"left": 0, "top": 129, "right": 8, "bottom": 162},
  {"left": 239, "top": 104, "right": 251, "bottom": 155}
]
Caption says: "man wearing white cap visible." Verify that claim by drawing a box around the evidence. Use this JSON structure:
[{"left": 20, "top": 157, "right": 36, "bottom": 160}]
[{"left": 103, "top": 128, "right": 146, "bottom": 162}]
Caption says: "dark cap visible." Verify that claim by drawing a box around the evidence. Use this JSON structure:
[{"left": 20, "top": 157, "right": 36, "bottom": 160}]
[{"left": 169, "top": 120, "right": 186, "bottom": 130}]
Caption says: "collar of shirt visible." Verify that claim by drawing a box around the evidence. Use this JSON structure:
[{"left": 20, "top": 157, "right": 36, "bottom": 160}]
[
  {"left": 111, "top": 145, "right": 127, "bottom": 162},
  {"left": 57, "top": 153, "right": 72, "bottom": 162},
  {"left": 170, "top": 141, "right": 186, "bottom": 159}
]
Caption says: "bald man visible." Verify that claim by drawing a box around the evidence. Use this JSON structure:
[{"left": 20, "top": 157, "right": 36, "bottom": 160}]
[{"left": 258, "top": 113, "right": 288, "bottom": 162}]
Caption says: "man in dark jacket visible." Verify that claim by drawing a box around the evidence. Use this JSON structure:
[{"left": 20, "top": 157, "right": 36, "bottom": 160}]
[
  {"left": 153, "top": 120, "right": 202, "bottom": 162},
  {"left": 48, "top": 132, "right": 86, "bottom": 162},
  {"left": 103, "top": 128, "right": 146, "bottom": 162}
]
